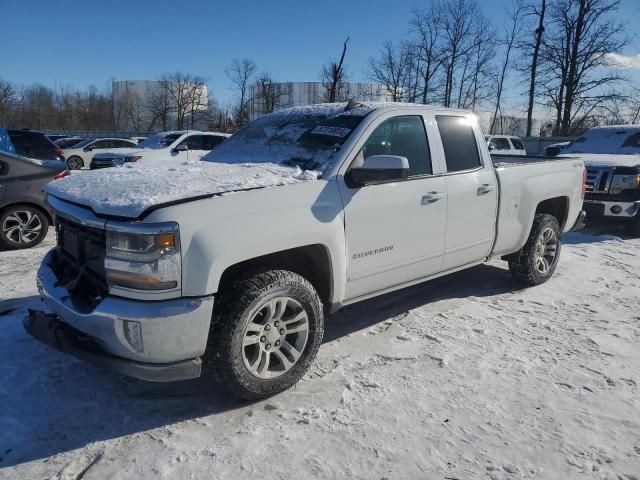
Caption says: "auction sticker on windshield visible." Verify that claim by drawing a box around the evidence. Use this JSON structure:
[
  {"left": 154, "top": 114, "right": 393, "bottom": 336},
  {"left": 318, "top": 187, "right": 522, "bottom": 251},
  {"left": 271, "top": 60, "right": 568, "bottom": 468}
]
[{"left": 311, "top": 126, "right": 352, "bottom": 137}]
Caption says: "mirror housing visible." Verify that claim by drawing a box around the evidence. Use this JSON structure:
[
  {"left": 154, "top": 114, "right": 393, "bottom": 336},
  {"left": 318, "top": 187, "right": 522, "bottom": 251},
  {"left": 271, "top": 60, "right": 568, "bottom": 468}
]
[
  {"left": 488, "top": 143, "right": 496, "bottom": 151},
  {"left": 346, "top": 155, "right": 409, "bottom": 188},
  {"left": 83, "top": 146, "right": 93, "bottom": 152},
  {"left": 173, "top": 144, "right": 188, "bottom": 153}
]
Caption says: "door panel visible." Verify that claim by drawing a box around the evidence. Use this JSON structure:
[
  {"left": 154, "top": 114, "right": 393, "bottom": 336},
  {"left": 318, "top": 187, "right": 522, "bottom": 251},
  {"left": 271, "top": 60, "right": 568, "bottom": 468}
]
[
  {"left": 339, "top": 114, "right": 447, "bottom": 300},
  {"left": 340, "top": 177, "right": 447, "bottom": 299},
  {"left": 434, "top": 115, "right": 498, "bottom": 269}
]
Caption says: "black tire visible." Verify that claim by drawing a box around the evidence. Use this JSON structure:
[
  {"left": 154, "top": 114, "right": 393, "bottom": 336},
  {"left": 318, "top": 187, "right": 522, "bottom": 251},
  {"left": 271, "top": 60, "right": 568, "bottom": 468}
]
[
  {"left": 205, "top": 270, "right": 324, "bottom": 400},
  {"left": 508, "top": 214, "right": 561, "bottom": 286},
  {"left": 66, "top": 156, "right": 84, "bottom": 170},
  {"left": 0, "top": 205, "right": 49, "bottom": 250},
  {"left": 624, "top": 214, "right": 640, "bottom": 237}
]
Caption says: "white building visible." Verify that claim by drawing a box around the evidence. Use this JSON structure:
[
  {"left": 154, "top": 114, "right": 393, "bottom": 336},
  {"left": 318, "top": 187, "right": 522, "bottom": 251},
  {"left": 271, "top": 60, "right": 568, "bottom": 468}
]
[
  {"left": 112, "top": 80, "right": 209, "bottom": 131},
  {"left": 249, "top": 81, "right": 394, "bottom": 120}
]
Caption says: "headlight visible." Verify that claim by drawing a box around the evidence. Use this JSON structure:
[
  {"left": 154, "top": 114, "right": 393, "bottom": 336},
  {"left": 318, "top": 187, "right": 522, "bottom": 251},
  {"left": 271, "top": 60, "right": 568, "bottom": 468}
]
[
  {"left": 610, "top": 174, "right": 640, "bottom": 194},
  {"left": 105, "top": 223, "right": 180, "bottom": 292}
]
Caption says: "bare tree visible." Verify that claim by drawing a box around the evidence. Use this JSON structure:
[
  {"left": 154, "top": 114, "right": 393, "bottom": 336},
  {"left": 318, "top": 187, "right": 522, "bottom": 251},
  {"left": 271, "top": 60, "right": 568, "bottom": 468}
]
[
  {"left": 523, "top": 0, "right": 547, "bottom": 136},
  {"left": 254, "top": 73, "right": 290, "bottom": 115},
  {"left": 320, "top": 37, "right": 350, "bottom": 103},
  {"left": 0, "top": 78, "right": 17, "bottom": 126},
  {"left": 368, "top": 41, "right": 413, "bottom": 102},
  {"left": 540, "top": 0, "right": 628, "bottom": 135},
  {"left": 409, "top": 6, "right": 444, "bottom": 104},
  {"left": 146, "top": 81, "right": 172, "bottom": 131},
  {"left": 439, "top": 0, "right": 481, "bottom": 107},
  {"left": 491, "top": 1, "right": 524, "bottom": 134},
  {"left": 226, "top": 58, "right": 257, "bottom": 127}
]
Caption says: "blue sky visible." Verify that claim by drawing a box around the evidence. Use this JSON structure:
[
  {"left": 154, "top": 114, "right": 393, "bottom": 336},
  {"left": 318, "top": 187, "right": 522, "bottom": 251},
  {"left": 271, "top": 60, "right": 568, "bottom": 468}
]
[{"left": 1, "top": 0, "right": 639, "bottom": 106}]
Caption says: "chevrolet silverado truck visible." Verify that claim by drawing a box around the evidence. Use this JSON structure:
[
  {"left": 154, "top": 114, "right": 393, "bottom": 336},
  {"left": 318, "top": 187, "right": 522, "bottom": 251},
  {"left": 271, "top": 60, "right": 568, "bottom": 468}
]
[
  {"left": 559, "top": 125, "right": 640, "bottom": 235},
  {"left": 25, "top": 103, "right": 585, "bottom": 399}
]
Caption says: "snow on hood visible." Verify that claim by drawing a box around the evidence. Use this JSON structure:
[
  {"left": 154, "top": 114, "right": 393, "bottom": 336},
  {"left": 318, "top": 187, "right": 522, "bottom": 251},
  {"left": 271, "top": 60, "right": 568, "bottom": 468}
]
[
  {"left": 560, "top": 153, "right": 640, "bottom": 168},
  {"left": 44, "top": 158, "right": 318, "bottom": 218}
]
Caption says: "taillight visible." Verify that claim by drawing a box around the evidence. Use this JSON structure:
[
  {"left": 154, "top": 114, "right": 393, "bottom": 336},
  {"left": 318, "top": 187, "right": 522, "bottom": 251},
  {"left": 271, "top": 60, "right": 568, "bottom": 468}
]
[
  {"left": 582, "top": 168, "right": 587, "bottom": 198},
  {"left": 55, "top": 147, "right": 64, "bottom": 158},
  {"left": 53, "top": 170, "right": 69, "bottom": 180}
]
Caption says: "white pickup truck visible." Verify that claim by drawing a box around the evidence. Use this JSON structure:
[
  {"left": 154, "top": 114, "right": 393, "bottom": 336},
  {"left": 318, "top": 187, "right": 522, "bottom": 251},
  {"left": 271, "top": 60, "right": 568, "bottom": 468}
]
[{"left": 26, "top": 103, "right": 585, "bottom": 399}]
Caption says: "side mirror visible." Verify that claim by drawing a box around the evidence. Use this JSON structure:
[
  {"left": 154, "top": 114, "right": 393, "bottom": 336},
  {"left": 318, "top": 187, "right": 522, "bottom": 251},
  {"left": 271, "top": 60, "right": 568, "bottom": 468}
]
[
  {"left": 173, "top": 144, "right": 188, "bottom": 153},
  {"left": 83, "top": 146, "right": 93, "bottom": 152},
  {"left": 488, "top": 144, "right": 496, "bottom": 151},
  {"left": 346, "top": 155, "right": 409, "bottom": 188}
]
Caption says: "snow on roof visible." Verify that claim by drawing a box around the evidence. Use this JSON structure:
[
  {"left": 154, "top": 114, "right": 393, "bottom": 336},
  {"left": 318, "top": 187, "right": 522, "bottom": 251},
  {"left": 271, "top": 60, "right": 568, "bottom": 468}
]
[
  {"left": 44, "top": 158, "right": 317, "bottom": 217},
  {"left": 563, "top": 125, "right": 640, "bottom": 155}
]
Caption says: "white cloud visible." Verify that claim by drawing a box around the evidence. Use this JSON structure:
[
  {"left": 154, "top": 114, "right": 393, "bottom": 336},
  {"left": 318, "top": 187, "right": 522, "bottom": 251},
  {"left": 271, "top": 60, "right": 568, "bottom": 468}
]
[{"left": 605, "top": 52, "right": 640, "bottom": 69}]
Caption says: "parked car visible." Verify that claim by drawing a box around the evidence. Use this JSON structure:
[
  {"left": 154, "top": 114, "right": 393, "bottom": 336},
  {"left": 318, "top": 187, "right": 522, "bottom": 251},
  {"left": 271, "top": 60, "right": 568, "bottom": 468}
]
[
  {"left": 54, "top": 137, "right": 86, "bottom": 149},
  {"left": 63, "top": 138, "right": 139, "bottom": 170},
  {"left": 90, "top": 131, "right": 230, "bottom": 169},
  {"left": 559, "top": 125, "right": 640, "bottom": 234},
  {"left": 485, "top": 135, "right": 527, "bottom": 156},
  {"left": 1, "top": 129, "right": 64, "bottom": 161},
  {"left": 27, "top": 103, "right": 585, "bottom": 399},
  {"left": 0, "top": 150, "right": 67, "bottom": 249}
]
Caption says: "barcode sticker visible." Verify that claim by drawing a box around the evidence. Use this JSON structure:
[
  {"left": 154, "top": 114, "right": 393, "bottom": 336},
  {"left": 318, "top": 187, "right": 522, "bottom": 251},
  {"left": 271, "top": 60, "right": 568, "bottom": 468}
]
[{"left": 311, "top": 126, "right": 352, "bottom": 137}]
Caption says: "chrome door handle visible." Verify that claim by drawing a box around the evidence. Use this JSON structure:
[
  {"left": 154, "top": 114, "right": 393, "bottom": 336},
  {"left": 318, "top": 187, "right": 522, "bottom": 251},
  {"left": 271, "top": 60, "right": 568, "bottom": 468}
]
[
  {"left": 421, "top": 192, "right": 445, "bottom": 204},
  {"left": 477, "top": 184, "right": 495, "bottom": 195}
]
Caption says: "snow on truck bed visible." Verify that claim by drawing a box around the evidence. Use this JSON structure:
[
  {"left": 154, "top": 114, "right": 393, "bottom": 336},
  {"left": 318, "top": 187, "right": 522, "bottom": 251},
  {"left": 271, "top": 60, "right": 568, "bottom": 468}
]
[{"left": 44, "top": 159, "right": 318, "bottom": 217}]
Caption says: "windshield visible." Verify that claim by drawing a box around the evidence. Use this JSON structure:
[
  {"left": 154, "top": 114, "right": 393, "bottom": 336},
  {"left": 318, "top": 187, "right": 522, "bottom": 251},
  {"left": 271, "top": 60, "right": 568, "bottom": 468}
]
[
  {"left": 137, "top": 133, "right": 183, "bottom": 149},
  {"left": 205, "top": 108, "right": 369, "bottom": 172}
]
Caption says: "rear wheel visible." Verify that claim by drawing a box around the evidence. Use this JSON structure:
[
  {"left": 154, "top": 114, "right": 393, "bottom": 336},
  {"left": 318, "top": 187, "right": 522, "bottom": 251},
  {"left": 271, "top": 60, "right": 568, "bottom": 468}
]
[
  {"left": 508, "top": 214, "right": 561, "bottom": 285},
  {"left": 0, "top": 205, "right": 49, "bottom": 249},
  {"left": 205, "top": 270, "right": 324, "bottom": 400},
  {"left": 66, "top": 156, "right": 84, "bottom": 170}
]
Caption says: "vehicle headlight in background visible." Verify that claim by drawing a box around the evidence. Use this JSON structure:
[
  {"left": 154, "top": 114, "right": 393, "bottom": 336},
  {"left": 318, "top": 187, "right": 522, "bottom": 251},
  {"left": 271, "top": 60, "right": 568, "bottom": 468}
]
[
  {"left": 105, "top": 223, "right": 180, "bottom": 291},
  {"left": 610, "top": 174, "right": 640, "bottom": 194}
]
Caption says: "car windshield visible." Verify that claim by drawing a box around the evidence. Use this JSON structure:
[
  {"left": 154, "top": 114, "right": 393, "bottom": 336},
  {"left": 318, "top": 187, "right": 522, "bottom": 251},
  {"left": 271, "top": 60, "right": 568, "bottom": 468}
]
[
  {"left": 205, "top": 106, "right": 371, "bottom": 172},
  {"left": 137, "top": 133, "right": 183, "bottom": 149}
]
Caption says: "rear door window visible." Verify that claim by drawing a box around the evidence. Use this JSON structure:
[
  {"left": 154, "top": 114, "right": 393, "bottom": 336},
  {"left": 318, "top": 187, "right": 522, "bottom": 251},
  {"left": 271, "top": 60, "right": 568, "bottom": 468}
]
[
  {"left": 8, "top": 131, "right": 58, "bottom": 160},
  {"left": 435, "top": 116, "right": 482, "bottom": 172},
  {"left": 510, "top": 138, "right": 525, "bottom": 150},
  {"left": 203, "top": 135, "right": 226, "bottom": 150}
]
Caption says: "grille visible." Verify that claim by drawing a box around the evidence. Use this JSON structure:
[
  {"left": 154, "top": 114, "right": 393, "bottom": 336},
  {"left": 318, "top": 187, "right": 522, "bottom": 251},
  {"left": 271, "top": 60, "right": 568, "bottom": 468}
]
[
  {"left": 53, "top": 217, "right": 108, "bottom": 308},
  {"left": 585, "top": 167, "right": 615, "bottom": 193}
]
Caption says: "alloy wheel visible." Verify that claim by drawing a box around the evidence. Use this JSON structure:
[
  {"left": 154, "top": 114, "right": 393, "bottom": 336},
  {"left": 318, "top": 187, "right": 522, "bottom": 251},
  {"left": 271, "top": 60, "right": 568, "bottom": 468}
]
[{"left": 2, "top": 210, "right": 43, "bottom": 245}]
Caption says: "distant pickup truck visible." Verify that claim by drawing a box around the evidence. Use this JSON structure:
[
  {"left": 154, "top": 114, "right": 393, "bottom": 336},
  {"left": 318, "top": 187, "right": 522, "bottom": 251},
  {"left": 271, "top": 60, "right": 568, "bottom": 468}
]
[
  {"left": 26, "top": 103, "right": 585, "bottom": 399},
  {"left": 559, "top": 125, "right": 640, "bottom": 235}
]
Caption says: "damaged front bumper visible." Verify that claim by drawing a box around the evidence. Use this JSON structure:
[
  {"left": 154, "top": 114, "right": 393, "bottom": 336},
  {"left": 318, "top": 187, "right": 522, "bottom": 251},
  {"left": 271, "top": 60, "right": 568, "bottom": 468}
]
[{"left": 24, "top": 249, "right": 214, "bottom": 382}]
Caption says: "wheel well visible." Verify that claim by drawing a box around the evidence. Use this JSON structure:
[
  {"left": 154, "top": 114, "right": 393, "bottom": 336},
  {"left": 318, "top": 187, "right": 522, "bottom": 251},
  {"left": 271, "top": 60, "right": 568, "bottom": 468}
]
[
  {"left": 0, "top": 202, "right": 53, "bottom": 225},
  {"left": 218, "top": 245, "right": 333, "bottom": 307},
  {"left": 535, "top": 197, "right": 568, "bottom": 229}
]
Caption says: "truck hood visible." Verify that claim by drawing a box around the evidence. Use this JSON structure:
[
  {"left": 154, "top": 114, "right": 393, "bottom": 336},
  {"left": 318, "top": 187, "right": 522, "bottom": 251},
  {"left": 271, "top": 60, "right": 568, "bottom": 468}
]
[
  {"left": 44, "top": 158, "right": 318, "bottom": 218},
  {"left": 559, "top": 153, "right": 640, "bottom": 168}
]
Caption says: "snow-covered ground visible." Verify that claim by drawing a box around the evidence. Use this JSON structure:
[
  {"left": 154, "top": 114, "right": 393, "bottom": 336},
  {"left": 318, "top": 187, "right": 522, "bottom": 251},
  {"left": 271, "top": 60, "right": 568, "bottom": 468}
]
[{"left": 1, "top": 227, "right": 639, "bottom": 479}]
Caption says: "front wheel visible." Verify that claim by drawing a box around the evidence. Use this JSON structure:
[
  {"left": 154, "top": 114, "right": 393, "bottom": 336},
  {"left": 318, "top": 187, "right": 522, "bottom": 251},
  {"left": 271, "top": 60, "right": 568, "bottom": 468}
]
[
  {"left": 205, "top": 270, "right": 324, "bottom": 400},
  {"left": 508, "top": 214, "right": 561, "bottom": 286},
  {"left": 0, "top": 205, "right": 49, "bottom": 249},
  {"left": 66, "top": 156, "right": 84, "bottom": 170}
]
